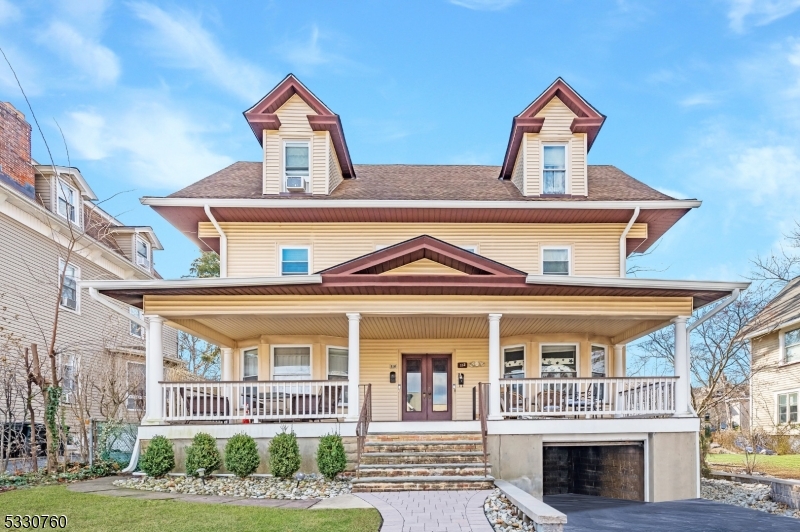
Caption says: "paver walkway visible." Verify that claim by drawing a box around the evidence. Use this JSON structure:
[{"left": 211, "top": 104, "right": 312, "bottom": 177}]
[{"left": 356, "top": 490, "right": 493, "bottom": 532}]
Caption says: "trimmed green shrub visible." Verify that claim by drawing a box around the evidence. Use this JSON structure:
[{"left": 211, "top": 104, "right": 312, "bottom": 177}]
[
  {"left": 269, "top": 427, "right": 301, "bottom": 479},
  {"left": 138, "top": 435, "right": 175, "bottom": 477},
  {"left": 224, "top": 433, "right": 260, "bottom": 478},
  {"left": 316, "top": 432, "right": 347, "bottom": 480},
  {"left": 185, "top": 432, "right": 221, "bottom": 476}
]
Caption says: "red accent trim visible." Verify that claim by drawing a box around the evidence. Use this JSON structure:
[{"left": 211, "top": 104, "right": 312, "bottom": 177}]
[
  {"left": 307, "top": 115, "right": 356, "bottom": 179},
  {"left": 243, "top": 113, "right": 281, "bottom": 134},
  {"left": 570, "top": 117, "right": 605, "bottom": 149}
]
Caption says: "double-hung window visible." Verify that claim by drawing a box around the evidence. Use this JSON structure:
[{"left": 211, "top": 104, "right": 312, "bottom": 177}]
[
  {"left": 543, "top": 145, "right": 567, "bottom": 194},
  {"left": 784, "top": 328, "right": 800, "bottom": 364},
  {"left": 242, "top": 348, "right": 259, "bottom": 381},
  {"left": 281, "top": 247, "right": 309, "bottom": 275},
  {"left": 59, "top": 260, "right": 79, "bottom": 312},
  {"left": 285, "top": 142, "right": 310, "bottom": 191},
  {"left": 542, "top": 247, "right": 570, "bottom": 275},
  {"left": 778, "top": 392, "right": 798, "bottom": 424},
  {"left": 327, "top": 347, "right": 349, "bottom": 406},
  {"left": 135, "top": 237, "right": 151, "bottom": 269},
  {"left": 272, "top": 346, "right": 311, "bottom": 381},
  {"left": 591, "top": 345, "right": 607, "bottom": 378},
  {"left": 56, "top": 178, "right": 78, "bottom": 223},
  {"left": 129, "top": 307, "right": 143, "bottom": 337},
  {"left": 502, "top": 346, "right": 525, "bottom": 379},
  {"left": 126, "top": 362, "right": 146, "bottom": 411},
  {"left": 61, "top": 354, "right": 77, "bottom": 404}
]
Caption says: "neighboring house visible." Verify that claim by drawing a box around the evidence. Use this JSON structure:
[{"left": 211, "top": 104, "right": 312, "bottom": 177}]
[
  {"left": 744, "top": 276, "right": 800, "bottom": 435},
  {"left": 0, "top": 101, "right": 179, "bottom": 437},
  {"left": 87, "top": 76, "right": 748, "bottom": 502}
]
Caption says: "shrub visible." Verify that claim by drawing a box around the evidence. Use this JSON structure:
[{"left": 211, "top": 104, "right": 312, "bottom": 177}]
[
  {"left": 185, "top": 432, "right": 221, "bottom": 476},
  {"left": 269, "top": 427, "right": 301, "bottom": 479},
  {"left": 138, "top": 435, "right": 175, "bottom": 477},
  {"left": 316, "top": 432, "right": 347, "bottom": 480},
  {"left": 225, "top": 433, "right": 260, "bottom": 478}
]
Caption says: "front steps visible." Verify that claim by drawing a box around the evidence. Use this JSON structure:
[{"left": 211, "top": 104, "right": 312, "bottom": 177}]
[{"left": 351, "top": 432, "right": 494, "bottom": 492}]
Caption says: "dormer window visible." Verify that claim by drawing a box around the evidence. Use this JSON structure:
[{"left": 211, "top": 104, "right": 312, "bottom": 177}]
[
  {"left": 285, "top": 142, "right": 310, "bottom": 191},
  {"left": 56, "top": 178, "right": 78, "bottom": 223},
  {"left": 543, "top": 145, "right": 567, "bottom": 195},
  {"left": 135, "top": 236, "right": 151, "bottom": 269}
]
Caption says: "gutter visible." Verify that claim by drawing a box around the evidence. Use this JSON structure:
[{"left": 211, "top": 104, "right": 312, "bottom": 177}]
[
  {"left": 88, "top": 287, "right": 146, "bottom": 327},
  {"left": 525, "top": 275, "right": 749, "bottom": 292},
  {"left": 82, "top": 275, "right": 323, "bottom": 291},
  {"left": 204, "top": 205, "right": 227, "bottom": 277},
  {"left": 687, "top": 289, "right": 741, "bottom": 334},
  {"left": 619, "top": 206, "right": 640, "bottom": 277}
]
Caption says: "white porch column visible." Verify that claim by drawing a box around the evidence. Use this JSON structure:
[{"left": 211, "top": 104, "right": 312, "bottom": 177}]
[
  {"left": 346, "top": 313, "right": 361, "bottom": 421},
  {"left": 221, "top": 347, "right": 234, "bottom": 381},
  {"left": 144, "top": 315, "right": 165, "bottom": 424},
  {"left": 673, "top": 316, "right": 691, "bottom": 416},
  {"left": 613, "top": 344, "right": 625, "bottom": 377},
  {"left": 488, "top": 313, "right": 502, "bottom": 420}
]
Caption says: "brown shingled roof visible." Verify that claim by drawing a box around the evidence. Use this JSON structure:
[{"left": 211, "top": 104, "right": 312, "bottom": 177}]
[
  {"left": 167, "top": 162, "right": 676, "bottom": 202},
  {"left": 745, "top": 277, "right": 800, "bottom": 338}
]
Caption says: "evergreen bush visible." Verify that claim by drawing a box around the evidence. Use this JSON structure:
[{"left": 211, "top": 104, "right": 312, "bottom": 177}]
[
  {"left": 185, "top": 432, "right": 221, "bottom": 476},
  {"left": 316, "top": 432, "right": 347, "bottom": 480},
  {"left": 138, "top": 435, "right": 175, "bottom": 477},
  {"left": 224, "top": 433, "right": 260, "bottom": 478},
  {"left": 269, "top": 427, "right": 301, "bottom": 479}
]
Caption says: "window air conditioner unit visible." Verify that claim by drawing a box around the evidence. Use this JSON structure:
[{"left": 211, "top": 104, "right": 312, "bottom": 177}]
[{"left": 285, "top": 176, "right": 307, "bottom": 191}]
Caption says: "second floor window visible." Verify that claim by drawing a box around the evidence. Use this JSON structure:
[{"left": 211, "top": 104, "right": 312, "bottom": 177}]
[
  {"left": 778, "top": 392, "right": 798, "bottom": 424},
  {"left": 59, "top": 260, "right": 79, "bottom": 312},
  {"left": 285, "top": 142, "right": 309, "bottom": 190},
  {"left": 785, "top": 328, "right": 800, "bottom": 364},
  {"left": 542, "top": 247, "right": 570, "bottom": 275},
  {"left": 136, "top": 237, "right": 151, "bottom": 269},
  {"left": 130, "top": 307, "right": 143, "bottom": 337},
  {"left": 281, "top": 247, "right": 309, "bottom": 275},
  {"left": 543, "top": 145, "right": 566, "bottom": 194},
  {"left": 56, "top": 178, "right": 78, "bottom": 223}
]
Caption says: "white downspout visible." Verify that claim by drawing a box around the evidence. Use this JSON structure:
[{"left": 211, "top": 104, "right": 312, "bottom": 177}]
[
  {"left": 619, "top": 206, "right": 640, "bottom": 277},
  {"left": 204, "top": 204, "right": 227, "bottom": 278}
]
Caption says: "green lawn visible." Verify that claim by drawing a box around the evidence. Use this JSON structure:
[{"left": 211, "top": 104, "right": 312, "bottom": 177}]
[
  {"left": 707, "top": 453, "right": 800, "bottom": 479},
  {"left": 0, "top": 486, "right": 382, "bottom": 532}
]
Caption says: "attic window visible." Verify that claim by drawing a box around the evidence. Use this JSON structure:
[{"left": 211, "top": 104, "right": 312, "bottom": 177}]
[
  {"left": 136, "top": 236, "right": 151, "bottom": 269},
  {"left": 285, "top": 142, "right": 310, "bottom": 191},
  {"left": 543, "top": 145, "right": 566, "bottom": 194},
  {"left": 56, "top": 178, "right": 78, "bottom": 223}
]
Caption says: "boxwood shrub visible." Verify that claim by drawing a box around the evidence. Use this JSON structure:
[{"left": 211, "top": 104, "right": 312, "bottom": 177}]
[
  {"left": 138, "top": 435, "right": 175, "bottom": 477},
  {"left": 316, "top": 432, "right": 347, "bottom": 480},
  {"left": 185, "top": 432, "right": 221, "bottom": 476},
  {"left": 269, "top": 427, "right": 301, "bottom": 479},
  {"left": 224, "top": 433, "right": 260, "bottom": 478}
]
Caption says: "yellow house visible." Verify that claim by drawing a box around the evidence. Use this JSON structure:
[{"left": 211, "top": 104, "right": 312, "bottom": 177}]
[{"left": 85, "top": 76, "right": 748, "bottom": 501}]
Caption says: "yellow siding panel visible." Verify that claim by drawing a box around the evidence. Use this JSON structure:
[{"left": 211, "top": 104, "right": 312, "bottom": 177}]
[
  {"left": 511, "top": 142, "right": 524, "bottom": 194},
  {"left": 381, "top": 258, "right": 468, "bottom": 276},
  {"left": 524, "top": 134, "right": 541, "bottom": 196},
  {"left": 328, "top": 136, "right": 344, "bottom": 194},
  {"left": 263, "top": 94, "right": 318, "bottom": 195},
  {"left": 275, "top": 94, "right": 316, "bottom": 134},
  {"left": 535, "top": 97, "right": 576, "bottom": 137},
  {"left": 312, "top": 131, "right": 328, "bottom": 195}
]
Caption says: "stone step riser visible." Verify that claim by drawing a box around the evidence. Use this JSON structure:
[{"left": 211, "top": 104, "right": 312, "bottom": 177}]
[
  {"left": 366, "top": 434, "right": 482, "bottom": 443},
  {"left": 357, "top": 467, "right": 491, "bottom": 478},
  {"left": 352, "top": 480, "right": 495, "bottom": 492},
  {"left": 365, "top": 443, "right": 482, "bottom": 453},
  {"left": 360, "top": 454, "right": 486, "bottom": 466}
]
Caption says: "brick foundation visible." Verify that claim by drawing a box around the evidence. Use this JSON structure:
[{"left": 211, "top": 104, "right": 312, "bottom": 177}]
[{"left": 543, "top": 444, "right": 645, "bottom": 501}]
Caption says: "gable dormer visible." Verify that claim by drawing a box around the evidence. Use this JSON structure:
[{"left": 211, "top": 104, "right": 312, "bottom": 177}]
[
  {"left": 500, "top": 78, "right": 605, "bottom": 197},
  {"left": 106, "top": 226, "right": 163, "bottom": 272},
  {"left": 244, "top": 74, "right": 355, "bottom": 196},
  {"left": 33, "top": 165, "right": 97, "bottom": 227}
]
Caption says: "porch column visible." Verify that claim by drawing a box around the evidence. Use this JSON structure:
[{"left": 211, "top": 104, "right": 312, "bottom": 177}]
[
  {"left": 673, "top": 316, "right": 691, "bottom": 416},
  {"left": 346, "top": 313, "right": 361, "bottom": 421},
  {"left": 221, "top": 347, "right": 234, "bottom": 381},
  {"left": 613, "top": 345, "right": 625, "bottom": 377},
  {"left": 144, "top": 315, "right": 165, "bottom": 424},
  {"left": 488, "top": 313, "right": 502, "bottom": 420}
]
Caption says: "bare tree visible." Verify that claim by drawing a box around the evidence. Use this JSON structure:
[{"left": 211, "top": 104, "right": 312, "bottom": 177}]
[
  {"left": 748, "top": 222, "right": 800, "bottom": 288},
  {"left": 178, "top": 332, "right": 220, "bottom": 380}
]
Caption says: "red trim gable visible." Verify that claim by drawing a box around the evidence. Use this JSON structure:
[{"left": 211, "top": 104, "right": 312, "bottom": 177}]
[
  {"left": 243, "top": 74, "right": 355, "bottom": 179},
  {"left": 500, "top": 78, "right": 606, "bottom": 179}
]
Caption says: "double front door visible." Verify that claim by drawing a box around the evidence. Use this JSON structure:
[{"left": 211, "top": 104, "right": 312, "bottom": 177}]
[{"left": 402, "top": 354, "right": 452, "bottom": 421}]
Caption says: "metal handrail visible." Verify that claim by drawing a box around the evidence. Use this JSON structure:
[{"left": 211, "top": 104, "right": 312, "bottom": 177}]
[
  {"left": 477, "top": 382, "right": 489, "bottom": 477},
  {"left": 355, "top": 383, "right": 372, "bottom": 479}
]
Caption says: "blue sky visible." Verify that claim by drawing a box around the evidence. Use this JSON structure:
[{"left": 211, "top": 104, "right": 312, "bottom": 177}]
[{"left": 1, "top": 0, "right": 799, "bottom": 281}]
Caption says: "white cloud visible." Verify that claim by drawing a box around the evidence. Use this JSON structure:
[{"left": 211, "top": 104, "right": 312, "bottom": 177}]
[
  {"left": 128, "top": 2, "right": 273, "bottom": 102},
  {"left": 728, "top": 0, "right": 800, "bottom": 32},
  {"left": 719, "top": 144, "right": 800, "bottom": 205},
  {"left": 39, "top": 21, "right": 121, "bottom": 87},
  {"left": 62, "top": 99, "right": 233, "bottom": 189},
  {"left": 678, "top": 93, "right": 719, "bottom": 107},
  {"left": 449, "top": 0, "right": 518, "bottom": 11},
  {"left": 0, "top": 0, "right": 21, "bottom": 25}
]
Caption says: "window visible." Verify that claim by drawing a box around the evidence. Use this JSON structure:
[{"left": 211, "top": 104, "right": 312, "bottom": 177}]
[
  {"left": 126, "top": 362, "right": 146, "bottom": 411},
  {"left": 272, "top": 346, "right": 311, "bottom": 380},
  {"left": 59, "top": 260, "right": 79, "bottom": 312},
  {"left": 459, "top": 245, "right": 478, "bottom": 254},
  {"left": 280, "top": 247, "right": 309, "bottom": 275},
  {"left": 56, "top": 178, "right": 78, "bottom": 223},
  {"left": 327, "top": 347, "right": 349, "bottom": 406},
  {"left": 541, "top": 345, "right": 577, "bottom": 378},
  {"left": 284, "top": 142, "right": 309, "bottom": 190},
  {"left": 135, "top": 237, "right": 151, "bottom": 269},
  {"left": 243, "top": 348, "right": 259, "bottom": 381},
  {"left": 61, "top": 354, "right": 77, "bottom": 404},
  {"left": 591, "top": 345, "right": 607, "bottom": 378},
  {"left": 778, "top": 392, "right": 798, "bottom": 424},
  {"left": 129, "top": 307, "right": 143, "bottom": 337},
  {"left": 502, "top": 346, "right": 525, "bottom": 379},
  {"left": 784, "top": 328, "right": 800, "bottom": 364},
  {"left": 542, "top": 247, "right": 570, "bottom": 275},
  {"left": 543, "top": 145, "right": 566, "bottom": 194}
]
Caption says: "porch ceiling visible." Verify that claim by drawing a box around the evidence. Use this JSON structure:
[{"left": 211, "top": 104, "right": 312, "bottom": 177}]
[{"left": 175, "top": 314, "right": 670, "bottom": 344}]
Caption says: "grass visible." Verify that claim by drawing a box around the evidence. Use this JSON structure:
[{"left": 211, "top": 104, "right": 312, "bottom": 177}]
[
  {"left": 0, "top": 485, "right": 382, "bottom": 532},
  {"left": 707, "top": 453, "right": 800, "bottom": 479}
]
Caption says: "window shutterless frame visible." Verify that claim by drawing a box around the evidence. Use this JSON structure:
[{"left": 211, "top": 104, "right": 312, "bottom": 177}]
[
  {"left": 58, "top": 259, "right": 80, "bottom": 314},
  {"left": 501, "top": 344, "right": 526, "bottom": 379},
  {"left": 538, "top": 343, "right": 580, "bottom": 378},
  {"left": 590, "top": 344, "right": 609, "bottom": 378},
  {"left": 780, "top": 327, "right": 800, "bottom": 365},
  {"left": 241, "top": 347, "right": 259, "bottom": 381},
  {"left": 283, "top": 140, "right": 311, "bottom": 192},
  {"left": 541, "top": 143, "right": 569, "bottom": 195},
  {"left": 135, "top": 236, "right": 151, "bottom": 270},
  {"left": 279, "top": 245, "right": 311, "bottom": 276},
  {"left": 55, "top": 177, "right": 79, "bottom": 224},
  {"left": 129, "top": 307, "right": 144, "bottom": 337},
  {"left": 540, "top": 245, "right": 572, "bottom": 276},
  {"left": 270, "top": 344, "right": 313, "bottom": 380},
  {"left": 776, "top": 391, "right": 799, "bottom": 424},
  {"left": 126, "top": 361, "right": 146, "bottom": 411}
]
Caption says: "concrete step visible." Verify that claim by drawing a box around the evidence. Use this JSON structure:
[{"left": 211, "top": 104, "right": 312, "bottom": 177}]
[
  {"left": 360, "top": 451, "right": 487, "bottom": 466},
  {"left": 351, "top": 475, "right": 495, "bottom": 492},
  {"left": 366, "top": 432, "right": 482, "bottom": 443},
  {"left": 356, "top": 463, "right": 491, "bottom": 478},
  {"left": 364, "top": 441, "right": 483, "bottom": 453}
]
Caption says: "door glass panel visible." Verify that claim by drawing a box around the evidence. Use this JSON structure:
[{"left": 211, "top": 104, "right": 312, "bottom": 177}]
[
  {"left": 406, "top": 359, "right": 422, "bottom": 412},
  {"left": 432, "top": 358, "right": 448, "bottom": 412}
]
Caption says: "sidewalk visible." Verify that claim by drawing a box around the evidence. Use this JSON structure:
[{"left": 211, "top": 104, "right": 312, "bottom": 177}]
[{"left": 356, "top": 490, "right": 494, "bottom": 532}]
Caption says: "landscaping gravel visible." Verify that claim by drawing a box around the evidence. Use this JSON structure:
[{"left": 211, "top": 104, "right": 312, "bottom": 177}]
[
  {"left": 701, "top": 478, "right": 800, "bottom": 519},
  {"left": 484, "top": 488, "right": 533, "bottom": 532},
  {"left": 113, "top": 474, "right": 351, "bottom": 500}
]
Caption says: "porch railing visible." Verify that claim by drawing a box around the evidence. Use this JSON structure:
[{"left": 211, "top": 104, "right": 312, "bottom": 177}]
[
  {"left": 498, "top": 377, "right": 678, "bottom": 418},
  {"left": 160, "top": 380, "right": 348, "bottom": 422},
  {"left": 477, "top": 382, "right": 489, "bottom": 476},
  {"left": 355, "top": 384, "right": 372, "bottom": 479}
]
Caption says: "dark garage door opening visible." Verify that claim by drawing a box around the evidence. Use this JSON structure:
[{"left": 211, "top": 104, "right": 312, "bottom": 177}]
[{"left": 543, "top": 443, "right": 645, "bottom": 501}]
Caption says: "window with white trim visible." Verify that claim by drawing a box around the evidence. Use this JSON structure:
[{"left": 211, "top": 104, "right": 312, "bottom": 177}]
[
  {"left": 56, "top": 178, "right": 78, "bottom": 223},
  {"left": 59, "top": 260, "right": 80, "bottom": 312},
  {"left": 459, "top": 245, "right": 478, "bottom": 253},
  {"left": 327, "top": 346, "right": 349, "bottom": 406},
  {"left": 135, "top": 236, "right": 151, "bottom": 269},
  {"left": 272, "top": 346, "right": 311, "bottom": 380},
  {"left": 61, "top": 354, "right": 77, "bottom": 404},
  {"left": 126, "top": 361, "right": 146, "bottom": 411},
  {"left": 284, "top": 142, "right": 310, "bottom": 191},
  {"left": 784, "top": 328, "right": 800, "bottom": 364},
  {"left": 502, "top": 346, "right": 525, "bottom": 379},
  {"left": 591, "top": 345, "right": 607, "bottom": 378},
  {"left": 542, "top": 247, "right": 570, "bottom": 275},
  {"left": 778, "top": 392, "right": 798, "bottom": 424},
  {"left": 543, "top": 145, "right": 566, "bottom": 194},
  {"left": 243, "top": 348, "right": 259, "bottom": 381},
  {"left": 541, "top": 345, "right": 577, "bottom": 378},
  {"left": 129, "top": 307, "right": 143, "bottom": 337},
  {"left": 280, "top": 247, "right": 309, "bottom": 275}
]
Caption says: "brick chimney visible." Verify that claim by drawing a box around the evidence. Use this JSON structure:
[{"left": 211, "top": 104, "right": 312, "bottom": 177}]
[{"left": 0, "top": 101, "right": 35, "bottom": 196}]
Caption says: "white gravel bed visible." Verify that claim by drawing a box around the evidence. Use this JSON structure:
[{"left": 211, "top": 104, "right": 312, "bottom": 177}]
[
  {"left": 113, "top": 474, "right": 351, "bottom": 500},
  {"left": 701, "top": 478, "right": 800, "bottom": 518},
  {"left": 484, "top": 488, "right": 534, "bottom": 532}
]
